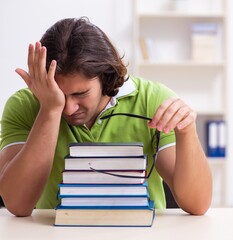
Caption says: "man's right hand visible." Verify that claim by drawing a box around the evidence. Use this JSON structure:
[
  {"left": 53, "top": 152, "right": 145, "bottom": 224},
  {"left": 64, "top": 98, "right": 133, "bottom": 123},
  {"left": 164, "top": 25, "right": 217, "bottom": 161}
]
[{"left": 15, "top": 42, "right": 65, "bottom": 112}]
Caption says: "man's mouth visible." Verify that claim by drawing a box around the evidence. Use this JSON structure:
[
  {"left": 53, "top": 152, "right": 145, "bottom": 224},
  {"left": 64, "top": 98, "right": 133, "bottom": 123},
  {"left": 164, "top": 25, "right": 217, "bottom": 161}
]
[{"left": 71, "top": 112, "right": 85, "bottom": 118}]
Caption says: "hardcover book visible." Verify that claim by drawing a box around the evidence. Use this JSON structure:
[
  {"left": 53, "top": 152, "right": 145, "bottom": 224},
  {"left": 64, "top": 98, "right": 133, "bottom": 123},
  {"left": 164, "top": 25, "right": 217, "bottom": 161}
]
[
  {"left": 64, "top": 155, "right": 147, "bottom": 171},
  {"left": 58, "top": 182, "right": 148, "bottom": 196},
  {"left": 62, "top": 170, "right": 147, "bottom": 184},
  {"left": 69, "top": 142, "right": 144, "bottom": 157},
  {"left": 54, "top": 200, "right": 155, "bottom": 227},
  {"left": 59, "top": 196, "right": 150, "bottom": 207}
]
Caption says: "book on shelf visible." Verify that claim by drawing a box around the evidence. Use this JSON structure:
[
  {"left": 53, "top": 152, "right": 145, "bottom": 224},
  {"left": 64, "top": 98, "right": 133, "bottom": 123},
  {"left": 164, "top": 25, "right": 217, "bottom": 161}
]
[
  {"left": 62, "top": 170, "right": 147, "bottom": 184},
  {"left": 139, "top": 37, "right": 156, "bottom": 61},
  {"left": 206, "top": 120, "right": 226, "bottom": 157},
  {"left": 64, "top": 154, "right": 147, "bottom": 170},
  {"left": 58, "top": 182, "right": 148, "bottom": 196},
  {"left": 54, "top": 200, "right": 155, "bottom": 227},
  {"left": 59, "top": 195, "right": 150, "bottom": 207},
  {"left": 69, "top": 142, "right": 144, "bottom": 157},
  {"left": 191, "top": 23, "right": 220, "bottom": 62},
  {"left": 139, "top": 37, "right": 149, "bottom": 60}
]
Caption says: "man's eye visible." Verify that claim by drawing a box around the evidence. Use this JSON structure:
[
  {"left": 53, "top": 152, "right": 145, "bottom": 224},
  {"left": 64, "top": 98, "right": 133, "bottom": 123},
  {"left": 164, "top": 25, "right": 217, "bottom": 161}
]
[{"left": 73, "top": 91, "right": 89, "bottom": 97}]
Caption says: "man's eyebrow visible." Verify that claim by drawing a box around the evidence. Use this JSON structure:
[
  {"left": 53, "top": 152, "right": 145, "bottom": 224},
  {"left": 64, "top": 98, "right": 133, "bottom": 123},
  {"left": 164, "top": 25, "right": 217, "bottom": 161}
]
[{"left": 71, "top": 89, "right": 89, "bottom": 96}]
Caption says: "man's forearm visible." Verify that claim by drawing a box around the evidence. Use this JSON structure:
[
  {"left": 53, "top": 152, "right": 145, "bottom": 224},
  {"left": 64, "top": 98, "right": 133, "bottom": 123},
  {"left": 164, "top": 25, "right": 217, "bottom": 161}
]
[
  {"left": 173, "top": 125, "right": 212, "bottom": 215},
  {"left": 0, "top": 108, "right": 62, "bottom": 216}
]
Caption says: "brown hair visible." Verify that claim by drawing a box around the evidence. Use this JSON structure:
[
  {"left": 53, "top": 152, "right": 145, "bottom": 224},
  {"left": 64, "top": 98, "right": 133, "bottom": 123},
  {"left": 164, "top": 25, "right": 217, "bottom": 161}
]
[{"left": 40, "top": 17, "right": 127, "bottom": 96}]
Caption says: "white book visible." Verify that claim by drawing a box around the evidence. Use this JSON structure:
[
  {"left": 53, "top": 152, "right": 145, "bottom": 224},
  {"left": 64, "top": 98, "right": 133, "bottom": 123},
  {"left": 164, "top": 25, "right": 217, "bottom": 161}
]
[
  {"left": 69, "top": 142, "right": 144, "bottom": 157},
  {"left": 62, "top": 170, "right": 146, "bottom": 184},
  {"left": 64, "top": 155, "right": 147, "bottom": 171}
]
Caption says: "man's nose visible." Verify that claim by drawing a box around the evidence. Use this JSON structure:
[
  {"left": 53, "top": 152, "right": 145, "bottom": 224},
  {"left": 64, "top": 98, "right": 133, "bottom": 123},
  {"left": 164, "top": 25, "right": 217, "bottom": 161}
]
[{"left": 63, "top": 97, "right": 79, "bottom": 116}]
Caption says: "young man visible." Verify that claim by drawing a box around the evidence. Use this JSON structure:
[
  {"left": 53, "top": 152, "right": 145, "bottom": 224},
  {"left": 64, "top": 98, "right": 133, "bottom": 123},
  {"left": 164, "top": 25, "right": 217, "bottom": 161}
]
[{"left": 0, "top": 17, "right": 212, "bottom": 217}]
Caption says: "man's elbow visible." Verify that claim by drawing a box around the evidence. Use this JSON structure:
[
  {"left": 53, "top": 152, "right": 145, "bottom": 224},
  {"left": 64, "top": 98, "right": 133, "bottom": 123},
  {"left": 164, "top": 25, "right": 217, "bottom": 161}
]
[
  {"left": 4, "top": 200, "right": 34, "bottom": 217},
  {"left": 182, "top": 199, "right": 211, "bottom": 216},
  {"left": 9, "top": 207, "right": 33, "bottom": 217}
]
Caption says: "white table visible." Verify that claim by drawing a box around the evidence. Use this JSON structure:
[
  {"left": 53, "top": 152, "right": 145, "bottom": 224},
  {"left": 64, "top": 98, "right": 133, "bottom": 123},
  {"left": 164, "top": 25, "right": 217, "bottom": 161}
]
[{"left": 1, "top": 208, "right": 233, "bottom": 240}]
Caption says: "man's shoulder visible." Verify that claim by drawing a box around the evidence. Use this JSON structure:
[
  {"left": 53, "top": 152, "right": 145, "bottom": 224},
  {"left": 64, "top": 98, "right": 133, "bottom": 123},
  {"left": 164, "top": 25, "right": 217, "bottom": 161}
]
[
  {"left": 130, "top": 75, "right": 160, "bottom": 87},
  {"left": 2, "top": 88, "right": 39, "bottom": 121},
  {"left": 130, "top": 75, "right": 177, "bottom": 97},
  {"left": 5, "top": 88, "right": 37, "bottom": 108},
  {"left": 11, "top": 88, "right": 34, "bottom": 100}
]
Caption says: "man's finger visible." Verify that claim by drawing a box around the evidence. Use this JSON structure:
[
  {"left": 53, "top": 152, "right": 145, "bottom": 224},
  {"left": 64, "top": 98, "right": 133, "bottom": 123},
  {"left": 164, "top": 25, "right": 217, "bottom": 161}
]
[{"left": 15, "top": 68, "right": 31, "bottom": 87}]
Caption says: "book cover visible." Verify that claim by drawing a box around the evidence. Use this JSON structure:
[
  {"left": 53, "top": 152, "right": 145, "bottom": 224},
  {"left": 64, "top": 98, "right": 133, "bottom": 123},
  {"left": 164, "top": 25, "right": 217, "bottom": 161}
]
[
  {"left": 69, "top": 142, "right": 144, "bottom": 157},
  {"left": 58, "top": 182, "right": 148, "bottom": 196},
  {"left": 54, "top": 200, "right": 155, "bottom": 227},
  {"left": 64, "top": 154, "right": 147, "bottom": 171},
  {"left": 62, "top": 170, "right": 147, "bottom": 184}
]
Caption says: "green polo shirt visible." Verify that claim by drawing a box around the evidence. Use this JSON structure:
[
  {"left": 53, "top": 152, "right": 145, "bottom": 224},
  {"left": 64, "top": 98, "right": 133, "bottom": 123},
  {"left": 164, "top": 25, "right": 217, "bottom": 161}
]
[{"left": 0, "top": 76, "right": 177, "bottom": 209}]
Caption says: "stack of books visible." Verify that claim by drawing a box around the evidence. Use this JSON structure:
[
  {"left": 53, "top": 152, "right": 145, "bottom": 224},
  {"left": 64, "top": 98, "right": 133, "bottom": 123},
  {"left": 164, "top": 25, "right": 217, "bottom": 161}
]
[{"left": 54, "top": 142, "right": 155, "bottom": 227}]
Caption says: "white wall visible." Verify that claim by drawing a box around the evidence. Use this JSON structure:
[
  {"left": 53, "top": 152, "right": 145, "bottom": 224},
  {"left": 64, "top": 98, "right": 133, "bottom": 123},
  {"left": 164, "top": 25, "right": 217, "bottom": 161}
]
[{"left": 0, "top": 0, "right": 133, "bottom": 118}]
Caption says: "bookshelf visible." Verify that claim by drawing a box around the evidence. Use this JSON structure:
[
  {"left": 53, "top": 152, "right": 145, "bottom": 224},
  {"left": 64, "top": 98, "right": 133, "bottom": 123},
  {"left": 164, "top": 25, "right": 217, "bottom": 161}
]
[{"left": 132, "top": 0, "right": 227, "bottom": 207}]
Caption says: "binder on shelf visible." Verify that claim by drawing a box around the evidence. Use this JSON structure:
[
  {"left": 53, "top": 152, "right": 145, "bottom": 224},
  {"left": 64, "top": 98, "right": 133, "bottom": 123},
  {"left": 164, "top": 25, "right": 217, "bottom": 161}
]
[
  {"left": 218, "top": 121, "right": 226, "bottom": 157},
  {"left": 206, "top": 120, "right": 226, "bottom": 158},
  {"left": 191, "top": 23, "right": 219, "bottom": 62}
]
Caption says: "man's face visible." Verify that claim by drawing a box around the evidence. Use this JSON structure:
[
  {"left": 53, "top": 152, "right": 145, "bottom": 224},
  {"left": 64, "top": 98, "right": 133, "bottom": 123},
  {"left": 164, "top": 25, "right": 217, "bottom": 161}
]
[{"left": 56, "top": 74, "right": 110, "bottom": 128}]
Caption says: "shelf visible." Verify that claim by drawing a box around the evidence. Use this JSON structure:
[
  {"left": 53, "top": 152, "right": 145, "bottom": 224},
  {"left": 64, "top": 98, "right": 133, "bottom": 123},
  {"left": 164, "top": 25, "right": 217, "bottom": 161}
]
[
  {"left": 207, "top": 158, "right": 226, "bottom": 166},
  {"left": 197, "top": 110, "right": 225, "bottom": 116},
  {"left": 138, "top": 12, "right": 225, "bottom": 19},
  {"left": 208, "top": 158, "right": 226, "bottom": 165},
  {"left": 137, "top": 60, "right": 225, "bottom": 68}
]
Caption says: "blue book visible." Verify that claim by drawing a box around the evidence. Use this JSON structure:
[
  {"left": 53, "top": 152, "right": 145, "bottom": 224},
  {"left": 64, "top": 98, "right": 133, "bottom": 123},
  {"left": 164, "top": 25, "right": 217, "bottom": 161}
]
[
  {"left": 59, "top": 195, "right": 150, "bottom": 207},
  {"left": 58, "top": 182, "right": 148, "bottom": 197}
]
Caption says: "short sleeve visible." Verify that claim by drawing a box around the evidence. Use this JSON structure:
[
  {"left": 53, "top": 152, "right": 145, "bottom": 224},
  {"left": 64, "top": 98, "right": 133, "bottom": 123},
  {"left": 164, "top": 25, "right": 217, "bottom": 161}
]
[{"left": 0, "top": 89, "right": 39, "bottom": 150}]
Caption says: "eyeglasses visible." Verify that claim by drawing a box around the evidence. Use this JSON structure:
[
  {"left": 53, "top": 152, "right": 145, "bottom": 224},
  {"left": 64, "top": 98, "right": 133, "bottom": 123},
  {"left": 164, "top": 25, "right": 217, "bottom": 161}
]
[{"left": 89, "top": 113, "right": 160, "bottom": 179}]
